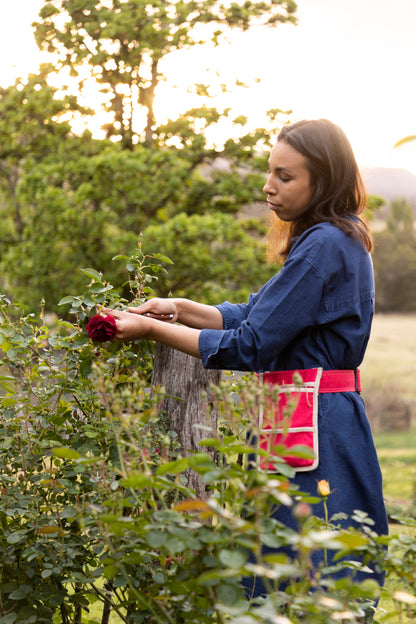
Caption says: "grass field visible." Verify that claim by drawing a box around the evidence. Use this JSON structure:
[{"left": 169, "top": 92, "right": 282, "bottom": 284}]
[
  {"left": 363, "top": 314, "right": 416, "bottom": 514},
  {"left": 375, "top": 428, "right": 416, "bottom": 515},
  {"left": 361, "top": 313, "right": 416, "bottom": 405},
  {"left": 368, "top": 316, "right": 416, "bottom": 621},
  {"left": 374, "top": 426, "right": 416, "bottom": 622}
]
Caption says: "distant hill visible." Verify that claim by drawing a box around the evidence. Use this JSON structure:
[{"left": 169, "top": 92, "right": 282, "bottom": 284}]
[{"left": 360, "top": 167, "right": 416, "bottom": 216}]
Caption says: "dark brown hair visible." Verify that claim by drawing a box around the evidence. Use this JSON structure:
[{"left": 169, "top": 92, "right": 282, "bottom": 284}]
[{"left": 267, "top": 119, "right": 373, "bottom": 261}]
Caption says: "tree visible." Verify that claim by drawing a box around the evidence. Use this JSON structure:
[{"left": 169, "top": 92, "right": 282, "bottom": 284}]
[
  {"left": 34, "top": 0, "right": 297, "bottom": 148},
  {"left": 0, "top": 73, "right": 116, "bottom": 309},
  {"left": 366, "top": 194, "right": 385, "bottom": 218},
  {"left": 386, "top": 197, "right": 415, "bottom": 235},
  {"left": 372, "top": 199, "right": 416, "bottom": 312},
  {"left": 0, "top": 67, "right": 89, "bottom": 245},
  {"left": 142, "top": 211, "right": 277, "bottom": 303},
  {"left": 0, "top": 123, "right": 274, "bottom": 311},
  {"left": 1, "top": 1, "right": 295, "bottom": 312}
]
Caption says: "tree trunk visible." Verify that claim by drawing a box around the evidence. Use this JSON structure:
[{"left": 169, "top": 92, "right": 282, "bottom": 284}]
[
  {"left": 143, "top": 57, "right": 159, "bottom": 146},
  {"left": 151, "top": 344, "right": 221, "bottom": 499}
]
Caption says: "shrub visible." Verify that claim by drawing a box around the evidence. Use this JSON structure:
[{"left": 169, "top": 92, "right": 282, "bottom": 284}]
[{"left": 0, "top": 248, "right": 415, "bottom": 623}]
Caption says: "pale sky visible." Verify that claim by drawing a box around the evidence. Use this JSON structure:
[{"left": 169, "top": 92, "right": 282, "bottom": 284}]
[{"left": 1, "top": 0, "right": 416, "bottom": 174}]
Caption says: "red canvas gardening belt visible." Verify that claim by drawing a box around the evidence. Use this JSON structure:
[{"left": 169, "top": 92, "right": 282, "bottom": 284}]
[{"left": 258, "top": 368, "right": 361, "bottom": 472}]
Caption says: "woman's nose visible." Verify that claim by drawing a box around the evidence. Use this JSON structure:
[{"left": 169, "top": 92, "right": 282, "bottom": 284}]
[{"left": 263, "top": 175, "right": 274, "bottom": 195}]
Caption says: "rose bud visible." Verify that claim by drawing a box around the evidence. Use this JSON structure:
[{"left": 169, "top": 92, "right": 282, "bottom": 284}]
[
  {"left": 293, "top": 501, "right": 312, "bottom": 521},
  {"left": 86, "top": 314, "right": 117, "bottom": 342},
  {"left": 317, "top": 479, "right": 331, "bottom": 498}
]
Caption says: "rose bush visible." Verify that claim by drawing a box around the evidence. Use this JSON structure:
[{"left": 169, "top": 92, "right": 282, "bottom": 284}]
[{"left": 0, "top": 247, "right": 415, "bottom": 623}]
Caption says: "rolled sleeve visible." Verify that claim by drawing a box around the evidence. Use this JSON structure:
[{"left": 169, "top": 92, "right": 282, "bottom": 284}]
[
  {"left": 215, "top": 300, "right": 251, "bottom": 329},
  {"left": 200, "top": 256, "right": 325, "bottom": 372}
]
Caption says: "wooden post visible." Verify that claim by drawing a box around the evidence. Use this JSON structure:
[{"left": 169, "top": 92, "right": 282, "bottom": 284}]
[{"left": 151, "top": 343, "right": 221, "bottom": 499}]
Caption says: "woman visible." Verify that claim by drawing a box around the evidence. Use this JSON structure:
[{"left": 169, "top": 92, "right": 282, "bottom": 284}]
[{"left": 104, "top": 119, "right": 388, "bottom": 595}]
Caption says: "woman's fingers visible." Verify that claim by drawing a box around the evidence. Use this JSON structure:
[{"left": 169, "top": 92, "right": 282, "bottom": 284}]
[
  {"left": 128, "top": 299, "right": 176, "bottom": 321},
  {"left": 99, "top": 304, "right": 176, "bottom": 334},
  {"left": 140, "top": 312, "right": 174, "bottom": 320}
]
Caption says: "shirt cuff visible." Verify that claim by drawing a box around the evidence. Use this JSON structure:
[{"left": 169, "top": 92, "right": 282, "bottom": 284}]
[{"left": 199, "top": 329, "right": 226, "bottom": 369}]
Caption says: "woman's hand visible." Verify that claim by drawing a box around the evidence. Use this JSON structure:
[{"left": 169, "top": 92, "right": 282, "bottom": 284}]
[
  {"left": 101, "top": 308, "right": 152, "bottom": 342},
  {"left": 128, "top": 298, "right": 178, "bottom": 323},
  {"left": 101, "top": 305, "right": 202, "bottom": 358},
  {"left": 130, "top": 297, "right": 223, "bottom": 330}
]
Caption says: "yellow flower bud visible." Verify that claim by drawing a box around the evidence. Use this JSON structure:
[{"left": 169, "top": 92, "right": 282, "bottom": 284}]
[{"left": 317, "top": 479, "right": 330, "bottom": 498}]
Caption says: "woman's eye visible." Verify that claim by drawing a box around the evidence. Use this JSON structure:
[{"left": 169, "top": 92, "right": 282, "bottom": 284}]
[{"left": 280, "top": 176, "right": 290, "bottom": 183}]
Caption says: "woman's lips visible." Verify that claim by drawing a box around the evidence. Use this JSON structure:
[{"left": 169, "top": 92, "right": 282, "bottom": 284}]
[{"left": 267, "top": 201, "right": 281, "bottom": 209}]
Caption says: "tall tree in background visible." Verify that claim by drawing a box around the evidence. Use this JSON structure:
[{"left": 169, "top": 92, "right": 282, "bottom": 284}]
[
  {"left": 1, "top": 1, "right": 298, "bottom": 311},
  {"left": 0, "top": 68, "right": 101, "bottom": 302},
  {"left": 373, "top": 198, "right": 416, "bottom": 312},
  {"left": 0, "top": 68, "right": 88, "bottom": 243},
  {"left": 386, "top": 197, "right": 415, "bottom": 234},
  {"left": 34, "top": 0, "right": 297, "bottom": 148}
]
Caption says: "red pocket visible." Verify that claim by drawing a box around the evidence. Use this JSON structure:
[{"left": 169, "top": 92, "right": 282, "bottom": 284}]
[{"left": 258, "top": 368, "right": 322, "bottom": 472}]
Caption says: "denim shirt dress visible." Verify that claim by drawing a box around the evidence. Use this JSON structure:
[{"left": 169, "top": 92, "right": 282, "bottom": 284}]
[{"left": 199, "top": 222, "right": 388, "bottom": 593}]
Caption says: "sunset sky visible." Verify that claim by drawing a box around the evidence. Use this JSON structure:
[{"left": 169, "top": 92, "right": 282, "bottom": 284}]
[{"left": 2, "top": 0, "right": 416, "bottom": 173}]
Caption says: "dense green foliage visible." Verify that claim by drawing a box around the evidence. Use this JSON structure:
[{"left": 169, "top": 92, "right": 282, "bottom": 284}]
[
  {"left": 0, "top": 0, "right": 290, "bottom": 314},
  {"left": 0, "top": 71, "right": 278, "bottom": 312},
  {"left": 1, "top": 0, "right": 405, "bottom": 316},
  {"left": 141, "top": 212, "right": 276, "bottom": 302},
  {"left": 0, "top": 254, "right": 415, "bottom": 623}
]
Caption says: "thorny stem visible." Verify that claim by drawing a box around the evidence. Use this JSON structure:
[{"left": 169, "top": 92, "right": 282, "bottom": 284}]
[
  {"left": 323, "top": 498, "right": 329, "bottom": 567},
  {"left": 209, "top": 587, "right": 226, "bottom": 624},
  {"left": 90, "top": 583, "right": 126, "bottom": 622}
]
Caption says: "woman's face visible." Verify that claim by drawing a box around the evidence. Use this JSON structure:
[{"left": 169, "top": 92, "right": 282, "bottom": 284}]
[{"left": 263, "top": 140, "right": 315, "bottom": 222}]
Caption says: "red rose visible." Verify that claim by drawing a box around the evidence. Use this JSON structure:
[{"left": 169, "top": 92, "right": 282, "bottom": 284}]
[{"left": 86, "top": 315, "right": 117, "bottom": 342}]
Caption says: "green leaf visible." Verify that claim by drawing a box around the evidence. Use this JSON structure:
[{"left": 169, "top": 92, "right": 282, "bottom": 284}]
[
  {"left": 156, "top": 458, "right": 190, "bottom": 475},
  {"left": 103, "top": 564, "right": 118, "bottom": 580},
  {"left": 146, "top": 531, "right": 166, "bottom": 548},
  {"left": 153, "top": 572, "right": 165, "bottom": 584},
  {"left": 198, "top": 438, "right": 222, "bottom": 449},
  {"left": 152, "top": 253, "right": 173, "bottom": 264},
  {"left": 8, "top": 585, "right": 32, "bottom": 600},
  {"left": 58, "top": 296, "right": 77, "bottom": 306},
  {"left": 52, "top": 447, "right": 82, "bottom": 460},
  {"left": 0, "top": 613, "right": 17, "bottom": 624},
  {"left": 284, "top": 444, "right": 315, "bottom": 458},
  {"left": 80, "top": 268, "right": 103, "bottom": 280},
  {"left": 218, "top": 549, "right": 247, "bottom": 568},
  {"left": 7, "top": 532, "right": 26, "bottom": 545},
  {"left": 89, "top": 283, "right": 112, "bottom": 293},
  {"left": 217, "top": 583, "right": 240, "bottom": 606},
  {"left": 334, "top": 532, "right": 369, "bottom": 550},
  {"left": 165, "top": 535, "right": 185, "bottom": 554},
  {"left": 1, "top": 398, "right": 17, "bottom": 407},
  {"left": 120, "top": 473, "right": 156, "bottom": 488},
  {"left": 197, "top": 570, "right": 222, "bottom": 586}
]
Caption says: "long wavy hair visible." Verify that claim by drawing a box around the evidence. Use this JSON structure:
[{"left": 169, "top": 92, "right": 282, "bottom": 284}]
[{"left": 267, "top": 119, "right": 373, "bottom": 262}]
